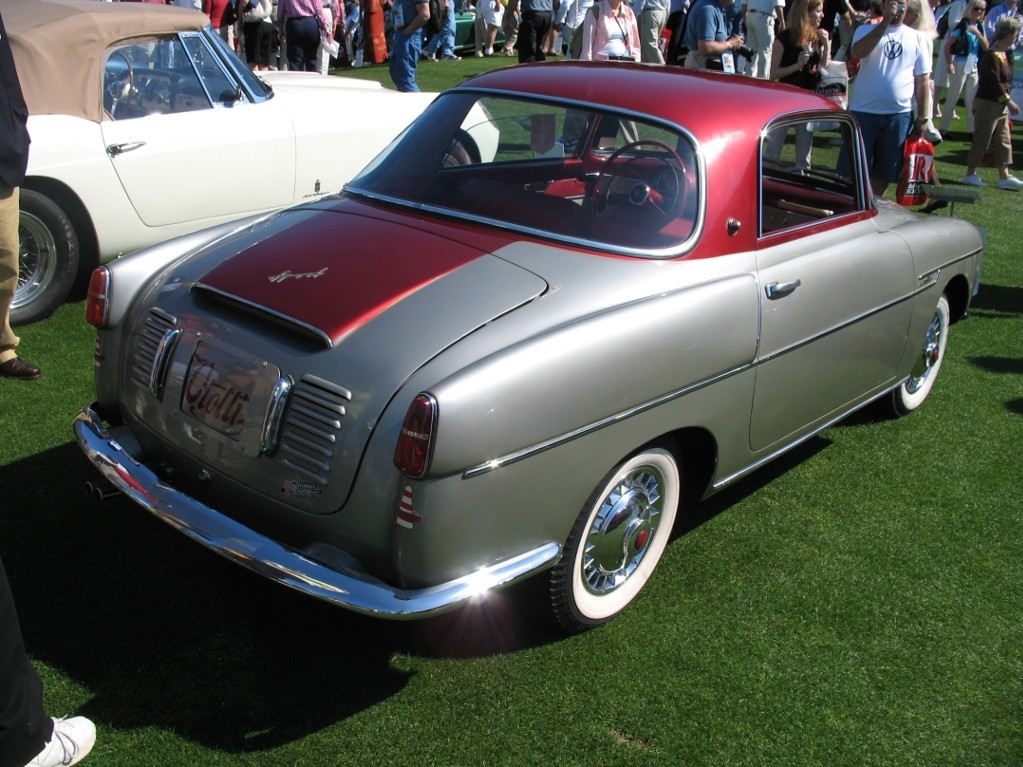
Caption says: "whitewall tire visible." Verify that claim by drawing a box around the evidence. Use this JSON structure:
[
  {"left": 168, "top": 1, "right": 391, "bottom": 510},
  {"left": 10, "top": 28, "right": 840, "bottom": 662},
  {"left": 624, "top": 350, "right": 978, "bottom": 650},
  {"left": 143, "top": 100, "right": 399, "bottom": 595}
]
[{"left": 550, "top": 447, "right": 680, "bottom": 632}]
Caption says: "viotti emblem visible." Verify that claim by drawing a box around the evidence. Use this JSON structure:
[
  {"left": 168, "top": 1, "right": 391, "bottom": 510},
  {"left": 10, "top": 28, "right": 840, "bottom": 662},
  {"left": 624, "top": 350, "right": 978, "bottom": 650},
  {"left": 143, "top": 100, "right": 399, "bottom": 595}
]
[{"left": 268, "top": 268, "right": 328, "bottom": 284}]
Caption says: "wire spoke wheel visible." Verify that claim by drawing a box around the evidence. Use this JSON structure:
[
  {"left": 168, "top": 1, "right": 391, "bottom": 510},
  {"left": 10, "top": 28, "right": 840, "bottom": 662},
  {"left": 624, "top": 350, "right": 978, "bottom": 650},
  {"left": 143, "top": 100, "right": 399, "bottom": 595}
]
[{"left": 11, "top": 189, "right": 79, "bottom": 325}]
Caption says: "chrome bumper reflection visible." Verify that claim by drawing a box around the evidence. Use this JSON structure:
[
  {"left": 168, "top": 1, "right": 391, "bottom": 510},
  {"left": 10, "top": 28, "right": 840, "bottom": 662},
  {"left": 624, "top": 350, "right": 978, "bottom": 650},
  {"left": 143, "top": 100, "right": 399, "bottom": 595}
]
[{"left": 73, "top": 404, "right": 561, "bottom": 619}]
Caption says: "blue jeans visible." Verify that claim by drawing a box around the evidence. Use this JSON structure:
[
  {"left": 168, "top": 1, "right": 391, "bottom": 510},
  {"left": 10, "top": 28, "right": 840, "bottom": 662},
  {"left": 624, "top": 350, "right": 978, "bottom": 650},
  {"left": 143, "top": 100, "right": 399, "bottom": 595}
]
[
  {"left": 285, "top": 15, "right": 320, "bottom": 72},
  {"left": 427, "top": 6, "right": 456, "bottom": 57},
  {"left": 389, "top": 27, "right": 423, "bottom": 92},
  {"left": 851, "top": 110, "right": 913, "bottom": 185}
]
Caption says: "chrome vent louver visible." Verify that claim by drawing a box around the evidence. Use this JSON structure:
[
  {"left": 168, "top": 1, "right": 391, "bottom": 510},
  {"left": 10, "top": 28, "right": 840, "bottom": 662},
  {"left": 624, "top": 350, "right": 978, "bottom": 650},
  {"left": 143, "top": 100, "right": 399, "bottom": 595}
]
[
  {"left": 130, "top": 308, "right": 179, "bottom": 399},
  {"left": 277, "top": 374, "right": 352, "bottom": 484}
]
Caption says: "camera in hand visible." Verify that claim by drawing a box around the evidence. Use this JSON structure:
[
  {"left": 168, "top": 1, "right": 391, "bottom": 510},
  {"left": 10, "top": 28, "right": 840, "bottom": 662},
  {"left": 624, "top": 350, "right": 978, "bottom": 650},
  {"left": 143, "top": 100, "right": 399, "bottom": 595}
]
[{"left": 736, "top": 45, "right": 755, "bottom": 59}]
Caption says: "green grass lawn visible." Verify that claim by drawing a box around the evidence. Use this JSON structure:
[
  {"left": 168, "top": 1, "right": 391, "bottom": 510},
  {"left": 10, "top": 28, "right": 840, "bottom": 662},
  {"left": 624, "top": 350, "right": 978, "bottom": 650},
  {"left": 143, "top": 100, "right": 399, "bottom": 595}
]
[{"left": 1, "top": 62, "right": 1020, "bottom": 767}]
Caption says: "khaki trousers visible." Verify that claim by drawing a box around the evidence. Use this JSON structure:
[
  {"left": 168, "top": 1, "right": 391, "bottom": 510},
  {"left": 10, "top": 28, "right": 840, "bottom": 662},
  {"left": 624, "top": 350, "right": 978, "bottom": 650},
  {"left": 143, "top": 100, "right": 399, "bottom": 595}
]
[
  {"left": 967, "top": 98, "right": 1013, "bottom": 170},
  {"left": 0, "top": 183, "right": 20, "bottom": 364}
]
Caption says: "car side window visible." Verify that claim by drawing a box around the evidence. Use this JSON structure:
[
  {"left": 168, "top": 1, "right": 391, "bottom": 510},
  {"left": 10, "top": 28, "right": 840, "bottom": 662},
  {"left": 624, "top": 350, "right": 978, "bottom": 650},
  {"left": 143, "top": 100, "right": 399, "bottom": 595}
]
[
  {"left": 760, "top": 119, "right": 861, "bottom": 235},
  {"left": 103, "top": 37, "right": 212, "bottom": 120},
  {"left": 181, "top": 34, "right": 242, "bottom": 106}
]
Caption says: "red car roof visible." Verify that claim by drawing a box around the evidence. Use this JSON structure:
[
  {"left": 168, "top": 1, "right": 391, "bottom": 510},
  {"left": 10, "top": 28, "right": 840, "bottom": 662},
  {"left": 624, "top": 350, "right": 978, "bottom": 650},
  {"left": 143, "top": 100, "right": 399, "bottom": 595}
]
[{"left": 455, "top": 61, "right": 841, "bottom": 142}]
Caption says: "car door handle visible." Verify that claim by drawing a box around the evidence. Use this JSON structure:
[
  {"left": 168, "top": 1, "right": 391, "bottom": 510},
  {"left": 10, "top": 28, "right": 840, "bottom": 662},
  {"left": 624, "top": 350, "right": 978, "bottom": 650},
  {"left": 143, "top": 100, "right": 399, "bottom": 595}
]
[
  {"left": 764, "top": 279, "right": 801, "bottom": 300},
  {"left": 107, "top": 142, "right": 147, "bottom": 156}
]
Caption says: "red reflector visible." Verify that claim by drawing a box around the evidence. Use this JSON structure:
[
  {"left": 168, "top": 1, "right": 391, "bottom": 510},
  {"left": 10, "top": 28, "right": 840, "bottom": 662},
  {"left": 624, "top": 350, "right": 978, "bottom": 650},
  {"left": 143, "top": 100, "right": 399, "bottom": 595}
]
[
  {"left": 393, "top": 394, "right": 437, "bottom": 478},
  {"left": 84, "top": 267, "right": 111, "bottom": 328},
  {"left": 635, "top": 529, "right": 650, "bottom": 551}
]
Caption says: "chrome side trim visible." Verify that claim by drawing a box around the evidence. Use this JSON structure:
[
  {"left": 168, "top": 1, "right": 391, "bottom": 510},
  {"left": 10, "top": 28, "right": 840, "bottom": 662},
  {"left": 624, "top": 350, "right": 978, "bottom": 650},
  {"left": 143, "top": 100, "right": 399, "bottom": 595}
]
[
  {"left": 461, "top": 253, "right": 981, "bottom": 482},
  {"left": 918, "top": 247, "right": 983, "bottom": 282},
  {"left": 709, "top": 379, "right": 899, "bottom": 492},
  {"left": 462, "top": 360, "right": 754, "bottom": 479},
  {"left": 74, "top": 404, "right": 560, "bottom": 619}
]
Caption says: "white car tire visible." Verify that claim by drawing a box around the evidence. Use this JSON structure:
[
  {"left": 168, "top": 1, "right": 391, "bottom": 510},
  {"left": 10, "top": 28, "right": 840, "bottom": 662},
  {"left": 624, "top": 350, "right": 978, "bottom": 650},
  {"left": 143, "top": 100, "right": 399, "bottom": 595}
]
[
  {"left": 550, "top": 446, "right": 680, "bottom": 632},
  {"left": 891, "top": 294, "right": 950, "bottom": 416}
]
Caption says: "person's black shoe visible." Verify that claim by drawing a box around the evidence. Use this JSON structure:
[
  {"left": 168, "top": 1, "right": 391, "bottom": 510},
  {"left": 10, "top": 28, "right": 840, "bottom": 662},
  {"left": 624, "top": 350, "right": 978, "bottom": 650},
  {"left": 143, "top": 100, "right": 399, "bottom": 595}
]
[{"left": 0, "top": 357, "right": 42, "bottom": 380}]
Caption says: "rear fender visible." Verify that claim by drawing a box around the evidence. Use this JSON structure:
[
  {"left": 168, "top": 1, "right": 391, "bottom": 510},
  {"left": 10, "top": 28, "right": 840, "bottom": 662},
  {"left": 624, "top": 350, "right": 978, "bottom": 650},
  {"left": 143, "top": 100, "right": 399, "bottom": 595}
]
[{"left": 426, "top": 273, "right": 760, "bottom": 476}]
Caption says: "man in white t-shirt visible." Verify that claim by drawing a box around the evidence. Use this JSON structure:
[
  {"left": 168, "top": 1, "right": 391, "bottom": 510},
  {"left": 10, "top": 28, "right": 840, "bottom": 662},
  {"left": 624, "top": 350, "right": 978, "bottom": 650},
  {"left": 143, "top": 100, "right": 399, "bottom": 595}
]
[{"left": 849, "top": 0, "right": 933, "bottom": 195}]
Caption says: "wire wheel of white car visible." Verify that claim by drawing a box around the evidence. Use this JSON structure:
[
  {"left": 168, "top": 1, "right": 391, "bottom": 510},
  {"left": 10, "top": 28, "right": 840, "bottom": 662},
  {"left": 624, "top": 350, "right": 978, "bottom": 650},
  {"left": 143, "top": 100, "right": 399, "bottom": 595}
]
[
  {"left": 13, "top": 189, "right": 80, "bottom": 325},
  {"left": 550, "top": 447, "right": 680, "bottom": 632},
  {"left": 892, "top": 294, "right": 950, "bottom": 416}
]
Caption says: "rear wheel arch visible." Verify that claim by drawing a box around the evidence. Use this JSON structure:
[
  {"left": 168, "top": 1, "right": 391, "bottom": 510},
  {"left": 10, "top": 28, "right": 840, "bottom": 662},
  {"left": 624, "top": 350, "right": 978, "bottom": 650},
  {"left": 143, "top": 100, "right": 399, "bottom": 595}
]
[
  {"left": 667, "top": 426, "right": 717, "bottom": 505},
  {"left": 23, "top": 177, "right": 99, "bottom": 274},
  {"left": 941, "top": 273, "right": 972, "bottom": 325},
  {"left": 18, "top": 178, "right": 98, "bottom": 319}
]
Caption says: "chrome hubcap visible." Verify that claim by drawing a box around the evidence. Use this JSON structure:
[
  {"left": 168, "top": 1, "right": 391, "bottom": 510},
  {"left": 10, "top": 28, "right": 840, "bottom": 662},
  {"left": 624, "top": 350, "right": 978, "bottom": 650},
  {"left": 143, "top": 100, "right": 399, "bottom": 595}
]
[
  {"left": 582, "top": 467, "right": 664, "bottom": 595},
  {"left": 905, "top": 310, "right": 943, "bottom": 394}
]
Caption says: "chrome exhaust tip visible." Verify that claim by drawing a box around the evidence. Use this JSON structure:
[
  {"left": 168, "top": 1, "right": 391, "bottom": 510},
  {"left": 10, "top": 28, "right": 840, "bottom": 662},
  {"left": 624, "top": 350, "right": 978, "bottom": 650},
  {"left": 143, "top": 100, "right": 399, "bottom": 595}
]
[{"left": 84, "top": 480, "right": 121, "bottom": 502}]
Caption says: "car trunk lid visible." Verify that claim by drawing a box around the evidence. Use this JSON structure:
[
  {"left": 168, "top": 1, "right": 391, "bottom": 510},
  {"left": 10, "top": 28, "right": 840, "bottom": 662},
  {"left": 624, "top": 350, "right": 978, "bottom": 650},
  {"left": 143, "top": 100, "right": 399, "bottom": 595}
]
[
  {"left": 125, "top": 205, "right": 546, "bottom": 515},
  {"left": 193, "top": 206, "right": 508, "bottom": 347}
]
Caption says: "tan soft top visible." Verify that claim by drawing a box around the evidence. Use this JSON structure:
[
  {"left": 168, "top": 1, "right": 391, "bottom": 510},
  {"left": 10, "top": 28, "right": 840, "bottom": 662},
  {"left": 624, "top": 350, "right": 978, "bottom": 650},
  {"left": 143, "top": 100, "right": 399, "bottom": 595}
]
[{"left": 6, "top": 0, "right": 209, "bottom": 123}]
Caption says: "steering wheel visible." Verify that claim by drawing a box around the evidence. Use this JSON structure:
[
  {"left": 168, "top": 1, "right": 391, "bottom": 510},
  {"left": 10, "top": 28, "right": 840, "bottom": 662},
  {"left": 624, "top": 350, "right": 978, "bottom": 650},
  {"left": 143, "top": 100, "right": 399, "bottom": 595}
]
[
  {"left": 591, "top": 139, "right": 687, "bottom": 219},
  {"left": 104, "top": 51, "right": 135, "bottom": 113}
]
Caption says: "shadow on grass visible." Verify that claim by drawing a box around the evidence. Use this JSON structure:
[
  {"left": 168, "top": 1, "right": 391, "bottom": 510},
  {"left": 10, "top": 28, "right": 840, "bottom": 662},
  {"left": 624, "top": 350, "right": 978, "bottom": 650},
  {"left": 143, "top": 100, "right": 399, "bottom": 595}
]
[
  {"left": 968, "top": 283, "right": 1023, "bottom": 317},
  {"left": 0, "top": 433, "right": 833, "bottom": 751},
  {"left": 0, "top": 441, "right": 576, "bottom": 751},
  {"left": 968, "top": 355, "right": 1023, "bottom": 416},
  {"left": 970, "top": 355, "right": 1023, "bottom": 374},
  {"left": 1, "top": 444, "right": 426, "bottom": 752},
  {"left": 676, "top": 435, "right": 832, "bottom": 537}
]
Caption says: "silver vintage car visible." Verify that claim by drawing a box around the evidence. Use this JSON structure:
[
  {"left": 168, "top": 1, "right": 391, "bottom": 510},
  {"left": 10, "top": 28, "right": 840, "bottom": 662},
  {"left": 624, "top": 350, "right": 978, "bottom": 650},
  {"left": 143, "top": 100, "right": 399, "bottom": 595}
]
[{"left": 75, "top": 63, "right": 983, "bottom": 632}]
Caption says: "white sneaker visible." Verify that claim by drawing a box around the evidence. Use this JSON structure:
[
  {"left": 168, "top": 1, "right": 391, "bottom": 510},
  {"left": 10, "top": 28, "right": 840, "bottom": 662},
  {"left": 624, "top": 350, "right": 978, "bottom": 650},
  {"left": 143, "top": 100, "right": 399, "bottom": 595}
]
[
  {"left": 997, "top": 175, "right": 1023, "bottom": 191},
  {"left": 26, "top": 717, "right": 96, "bottom": 767},
  {"left": 961, "top": 174, "right": 986, "bottom": 187}
]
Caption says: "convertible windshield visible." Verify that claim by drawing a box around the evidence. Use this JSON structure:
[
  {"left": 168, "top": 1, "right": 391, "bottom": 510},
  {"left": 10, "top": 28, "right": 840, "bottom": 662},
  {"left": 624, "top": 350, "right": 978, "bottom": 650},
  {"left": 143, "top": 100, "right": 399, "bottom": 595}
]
[{"left": 347, "top": 93, "right": 700, "bottom": 255}]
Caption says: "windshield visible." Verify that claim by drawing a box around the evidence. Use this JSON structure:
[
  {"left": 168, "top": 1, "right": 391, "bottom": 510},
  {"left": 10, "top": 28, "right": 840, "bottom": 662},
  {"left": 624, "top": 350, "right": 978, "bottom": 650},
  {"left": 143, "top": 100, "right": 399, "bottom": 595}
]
[{"left": 348, "top": 92, "right": 700, "bottom": 255}]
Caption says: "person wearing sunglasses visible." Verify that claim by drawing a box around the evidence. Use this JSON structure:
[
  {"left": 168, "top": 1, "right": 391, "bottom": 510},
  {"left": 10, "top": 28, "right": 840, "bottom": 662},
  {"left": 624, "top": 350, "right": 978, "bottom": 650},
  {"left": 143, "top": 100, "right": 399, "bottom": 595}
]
[{"left": 938, "top": 0, "right": 989, "bottom": 136}]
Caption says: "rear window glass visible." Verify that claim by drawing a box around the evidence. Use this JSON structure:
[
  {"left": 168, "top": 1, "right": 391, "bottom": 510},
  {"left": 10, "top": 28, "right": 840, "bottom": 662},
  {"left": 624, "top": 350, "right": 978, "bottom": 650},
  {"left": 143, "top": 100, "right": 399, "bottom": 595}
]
[{"left": 348, "top": 93, "right": 701, "bottom": 256}]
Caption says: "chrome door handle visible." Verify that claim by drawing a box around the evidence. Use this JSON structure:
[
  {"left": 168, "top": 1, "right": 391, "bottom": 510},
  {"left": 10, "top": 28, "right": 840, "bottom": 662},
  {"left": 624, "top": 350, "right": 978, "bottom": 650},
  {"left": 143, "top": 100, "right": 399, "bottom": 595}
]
[
  {"left": 107, "top": 141, "right": 146, "bottom": 155},
  {"left": 764, "top": 279, "right": 801, "bottom": 300}
]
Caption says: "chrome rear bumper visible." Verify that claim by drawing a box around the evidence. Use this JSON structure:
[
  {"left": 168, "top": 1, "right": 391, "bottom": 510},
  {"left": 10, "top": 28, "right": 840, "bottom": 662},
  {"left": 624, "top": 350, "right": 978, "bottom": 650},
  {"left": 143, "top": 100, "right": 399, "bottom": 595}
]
[{"left": 73, "top": 404, "right": 561, "bottom": 619}]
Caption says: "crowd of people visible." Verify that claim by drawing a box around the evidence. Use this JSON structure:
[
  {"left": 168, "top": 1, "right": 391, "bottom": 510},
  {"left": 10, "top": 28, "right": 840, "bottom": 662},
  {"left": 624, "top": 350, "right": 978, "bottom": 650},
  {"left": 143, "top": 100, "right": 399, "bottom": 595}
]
[
  {"left": 364, "top": 0, "right": 1019, "bottom": 193},
  {"left": 381, "top": 0, "right": 1017, "bottom": 191}
]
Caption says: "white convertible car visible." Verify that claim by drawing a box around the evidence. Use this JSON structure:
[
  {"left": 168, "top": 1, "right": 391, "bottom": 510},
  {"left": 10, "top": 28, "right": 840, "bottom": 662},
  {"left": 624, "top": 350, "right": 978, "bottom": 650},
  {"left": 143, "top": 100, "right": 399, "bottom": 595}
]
[{"left": 7, "top": 0, "right": 434, "bottom": 324}]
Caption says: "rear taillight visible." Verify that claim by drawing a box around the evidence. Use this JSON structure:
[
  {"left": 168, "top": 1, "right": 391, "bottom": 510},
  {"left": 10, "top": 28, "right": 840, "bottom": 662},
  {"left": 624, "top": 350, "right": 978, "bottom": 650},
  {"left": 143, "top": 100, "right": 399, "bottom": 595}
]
[
  {"left": 393, "top": 394, "right": 437, "bottom": 478},
  {"left": 85, "top": 267, "right": 111, "bottom": 328}
]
